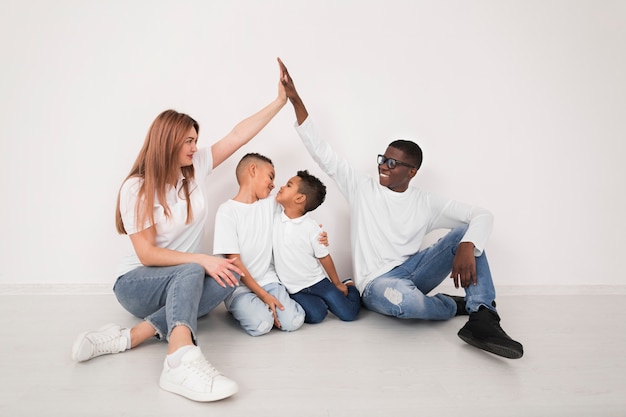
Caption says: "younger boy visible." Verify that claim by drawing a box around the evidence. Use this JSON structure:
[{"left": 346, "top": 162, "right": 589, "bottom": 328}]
[
  {"left": 213, "top": 153, "right": 305, "bottom": 336},
  {"left": 273, "top": 170, "right": 360, "bottom": 323}
]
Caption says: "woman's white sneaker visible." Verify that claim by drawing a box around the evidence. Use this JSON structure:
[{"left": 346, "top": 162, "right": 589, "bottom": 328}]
[
  {"left": 159, "top": 346, "right": 238, "bottom": 402},
  {"left": 71, "top": 323, "right": 128, "bottom": 362}
]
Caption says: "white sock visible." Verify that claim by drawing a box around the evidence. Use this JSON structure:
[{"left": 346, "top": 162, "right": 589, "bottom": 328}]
[
  {"left": 121, "top": 328, "right": 131, "bottom": 350},
  {"left": 166, "top": 345, "right": 195, "bottom": 368}
]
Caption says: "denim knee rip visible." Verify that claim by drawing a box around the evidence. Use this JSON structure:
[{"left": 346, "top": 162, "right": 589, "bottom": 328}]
[
  {"left": 383, "top": 287, "right": 403, "bottom": 305},
  {"left": 290, "top": 314, "right": 305, "bottom": 330},
  {"left": 256, "top": 321, "right": 272, "bottom": 335}
]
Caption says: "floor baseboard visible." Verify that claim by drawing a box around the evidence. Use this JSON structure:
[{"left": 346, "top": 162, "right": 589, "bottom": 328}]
[
  {"left": 1, "top": 283, "right": 625, "bottom": 295},
  {"left": 0, "top": 283, "right": 113, "bottom": 295}
]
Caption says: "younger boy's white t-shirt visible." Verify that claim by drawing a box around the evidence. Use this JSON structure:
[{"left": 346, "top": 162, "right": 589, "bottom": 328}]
[
  {"left": 272, "top": 209, "right": 329, "bottom": 294},
  {"left": 213, "top": 197, "right": 280, "bottom": 289}
]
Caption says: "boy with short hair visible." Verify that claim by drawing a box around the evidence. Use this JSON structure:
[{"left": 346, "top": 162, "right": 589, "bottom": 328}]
[
  {"left": 273, "top": 170, "right": 360, "bottom": 323},
  {"left": 213, "top": 153, "right": 305, "bottom": 336}
]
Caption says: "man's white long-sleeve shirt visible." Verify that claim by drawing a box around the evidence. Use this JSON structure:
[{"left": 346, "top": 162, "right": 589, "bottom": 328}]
[{"left": 295, "top": 117, "right": 494, "bottom": 292}]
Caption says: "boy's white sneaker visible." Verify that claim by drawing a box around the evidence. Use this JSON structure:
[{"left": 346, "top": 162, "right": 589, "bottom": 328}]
[
  {"left": 71, "top": 323, "right": 127, "bottom": 362},
  {"left": 159, "top": 346, "right": 238, "bottom": 402}
]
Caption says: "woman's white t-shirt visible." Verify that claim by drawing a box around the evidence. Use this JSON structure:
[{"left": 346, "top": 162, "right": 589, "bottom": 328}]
[{"left": 116, "top": 147, "right": 213, "bottom": 277}]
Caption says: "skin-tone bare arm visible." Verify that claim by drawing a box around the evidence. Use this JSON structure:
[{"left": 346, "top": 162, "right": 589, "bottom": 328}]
[
  {"left": 319, "top": 254, "right": 348, "bottom": 296},
  {"left": 211, "top": 61, "right": 288, "bottom": 169},
  {"left": 225, "top": 254, "right": 285, "bottom": 328},
  {"left": 451, "top": 241, "right": 477, "bottom": 289},
  {"left": 277, "top": 58, "right": 309, "bottom": 126},
  {"left": 129, "top": 225, "right": 242, "bottom": 288}
]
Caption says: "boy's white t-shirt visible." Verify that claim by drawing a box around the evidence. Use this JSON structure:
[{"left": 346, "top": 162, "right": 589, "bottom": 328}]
[
  {"left": 272, "top": 209, "right": 329, "bottom": 294},
  {"left": 116, "top": 147, "right": 213, "bottom": 277},
  {"left": 213, "top": 197, "right": 281, "bottom": 292}
]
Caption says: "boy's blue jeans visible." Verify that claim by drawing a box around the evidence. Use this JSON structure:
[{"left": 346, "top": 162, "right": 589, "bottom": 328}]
[
  {"left": 291, "top": 278, "right": 361, "bottom": 324},
  {"left": 227, "top": 281, "right": 305, "bottom": 336},
  {"left": 113, "top": 263, "right": 236, "bottom": 342},
  {"left": 361, "top": 225, "right": 497, "bottom": 320}
]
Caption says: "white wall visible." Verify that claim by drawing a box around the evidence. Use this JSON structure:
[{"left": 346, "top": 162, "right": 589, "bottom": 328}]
[{"left": 1, "top": 0, "right": 625, "bottom": 290}]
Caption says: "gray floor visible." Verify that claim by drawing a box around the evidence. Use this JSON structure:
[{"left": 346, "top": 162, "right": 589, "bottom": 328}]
[{"left": 1, "top": 291, "right": 625, "bottom": 417}]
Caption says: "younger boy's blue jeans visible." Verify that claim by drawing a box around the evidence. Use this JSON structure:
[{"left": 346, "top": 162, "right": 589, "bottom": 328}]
[{"left": 291, "top": 278, "right": 361, "bottom": 324}]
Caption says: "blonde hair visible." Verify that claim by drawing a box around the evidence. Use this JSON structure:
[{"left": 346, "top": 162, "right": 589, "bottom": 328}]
[{"left": 115, "top": 110, "right": 200, "bottom": 235}]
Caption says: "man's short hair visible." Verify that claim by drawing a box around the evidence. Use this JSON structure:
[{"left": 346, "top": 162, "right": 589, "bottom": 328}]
[{"left": 388, "top": 139, "right": 423, "bottom": 170}]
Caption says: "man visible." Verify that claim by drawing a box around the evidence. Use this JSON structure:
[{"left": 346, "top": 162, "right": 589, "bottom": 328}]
[{"left": 278, "top": 58, "right": 523, "bottom": 359}]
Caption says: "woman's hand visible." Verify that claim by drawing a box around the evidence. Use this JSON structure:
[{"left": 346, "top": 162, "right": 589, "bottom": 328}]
[
  {"left": 277, "top": 58, "right": 288, "bottom": 104},
  {"left": 200, "top": 255, "right": 243, "bottom": 288}
]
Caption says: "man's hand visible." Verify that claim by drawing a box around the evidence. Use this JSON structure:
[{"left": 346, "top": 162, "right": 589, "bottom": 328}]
[
  {"left": 318, "top": 224, "right": 329, "bottom": 246},
  {"left": 451, "top": 242, "right": 477, "bottom": 288},
  {"left": 278, "top": 57, "right": 298, "bottom": 100},
  {"left": 277, "top": 57, "right": 309, "bottom": 125}
]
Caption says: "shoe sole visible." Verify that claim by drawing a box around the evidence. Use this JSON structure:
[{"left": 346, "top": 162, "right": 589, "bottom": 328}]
[
  {"left": 159, "top": 379, "right": 238, "bottom": 402},
  {"left": 457, "top": 329, "right": 523, "bottom": 359},
  {"left": 71, "top": 323, "right": 118, "bottom": 362}
]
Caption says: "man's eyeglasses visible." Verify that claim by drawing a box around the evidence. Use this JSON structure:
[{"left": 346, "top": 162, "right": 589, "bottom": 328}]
[{"left": 377, "top": 154, "right": 416, "bottom": 170}]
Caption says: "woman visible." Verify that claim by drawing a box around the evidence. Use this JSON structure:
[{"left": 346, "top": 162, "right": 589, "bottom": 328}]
[{"left": 71, "top": 62, "right": 288, "bottom": 402}]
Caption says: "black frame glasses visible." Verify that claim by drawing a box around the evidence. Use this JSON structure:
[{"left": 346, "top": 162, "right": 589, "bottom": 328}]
[{"left": 377, "top": 154, "right": 416, "bottom": 170}]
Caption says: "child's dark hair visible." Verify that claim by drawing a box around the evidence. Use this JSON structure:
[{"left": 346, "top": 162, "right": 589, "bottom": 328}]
[
  {"left": 237, "top": 152, "right": 273, "bottom": 168},
  {"left": 296, "top": 170, "right": 326, "bottom": 213},
  {"left": 235, "top": 152, "right": 273, "bottom": 184}
]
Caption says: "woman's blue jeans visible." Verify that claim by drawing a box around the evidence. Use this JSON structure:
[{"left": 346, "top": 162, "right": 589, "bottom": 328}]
[
  {"left": 362, "top": 225, "right": 497, "bottom": 320},
  {"left": 113, "top": 263, "right": 237, "bottom": 342}
]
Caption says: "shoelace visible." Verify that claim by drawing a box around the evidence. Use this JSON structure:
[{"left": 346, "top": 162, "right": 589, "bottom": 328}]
[
  {"left": 187, "top": 358, "right": 222, "bottom": 382},
  {"left": 88, "top": 331, "right": 123, "bottom": 355}
]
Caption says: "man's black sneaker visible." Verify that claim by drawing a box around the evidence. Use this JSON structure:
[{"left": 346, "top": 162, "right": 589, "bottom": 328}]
[
  {"left": 457, "top": 306, "right": 524, "bottom": 359},
  {"left": 443, "top": 294, "right": 469, "bottom": 316}
]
